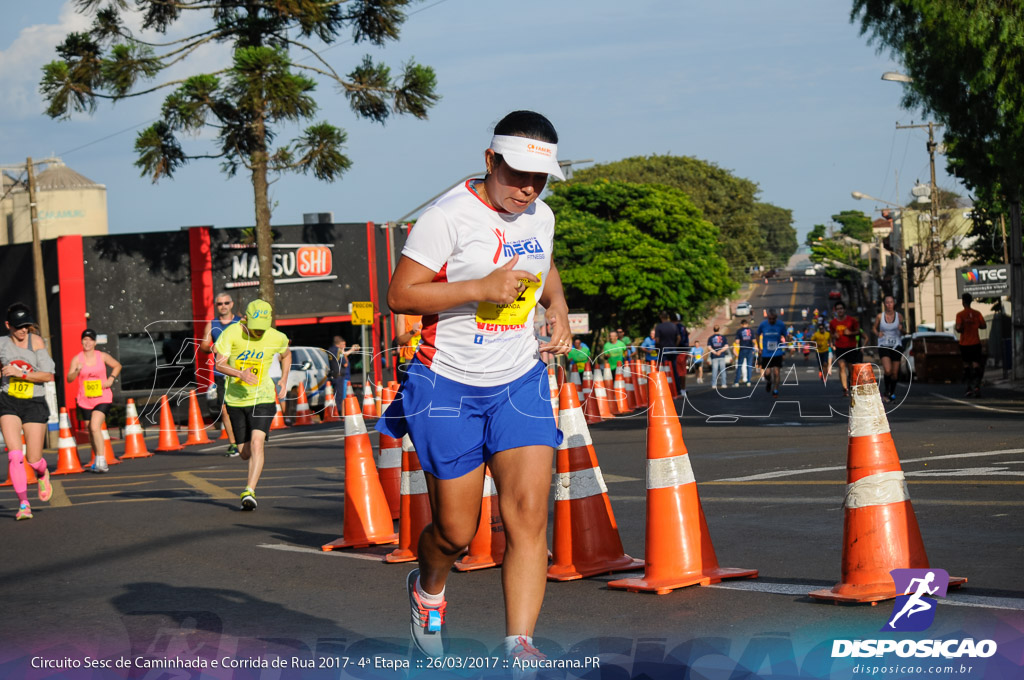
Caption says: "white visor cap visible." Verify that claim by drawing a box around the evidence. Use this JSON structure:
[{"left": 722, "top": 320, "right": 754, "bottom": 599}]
[{"left": 489, "top": 135, "right": 565, "bottom": 180}]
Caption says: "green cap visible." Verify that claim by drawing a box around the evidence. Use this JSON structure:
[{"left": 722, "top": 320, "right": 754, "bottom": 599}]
[{"left": 245, "top": 299, "right": 273, "bottom": 330}]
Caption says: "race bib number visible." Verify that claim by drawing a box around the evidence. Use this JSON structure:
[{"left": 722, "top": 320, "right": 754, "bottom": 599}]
[
  {"left": 880, "top": 336, "right": 899, "bottom": 348},
  {"left": 84, "top": 379, "right": 103, "bottom": 398},
  {"left": 475, "top": 273, "right": 542, "bottom": 328},
  {"left": 235, "top": 359, "right": 263, "bottom": 386},
  {"left": 765, "top": 340, "right": 779, "bottom": 352},
  {"left": 9, "top": 378, "right": 34, "bottom": 399}
]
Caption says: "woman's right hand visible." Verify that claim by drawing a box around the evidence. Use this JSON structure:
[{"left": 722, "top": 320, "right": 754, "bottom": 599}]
[{"left": 478, "top": 255, "right": 539, "bottom": 304}]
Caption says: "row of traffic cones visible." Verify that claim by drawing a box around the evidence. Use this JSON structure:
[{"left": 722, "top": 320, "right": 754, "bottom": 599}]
[{"left": 322, "top": 363, "right": 957, "bottom": 606}]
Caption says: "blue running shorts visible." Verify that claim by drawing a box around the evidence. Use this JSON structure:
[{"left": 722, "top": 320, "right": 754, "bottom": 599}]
[{"left": 375, "top": 358, "right": 562, "bottom": 480}]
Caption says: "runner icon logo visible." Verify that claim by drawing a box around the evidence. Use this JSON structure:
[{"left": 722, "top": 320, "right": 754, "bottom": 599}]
[{"left": 883, "top": 568, "right": 950, "bottom": 632}]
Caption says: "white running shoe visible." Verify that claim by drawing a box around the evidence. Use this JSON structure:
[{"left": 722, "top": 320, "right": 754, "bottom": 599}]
[{"left": 407, "top": 569, "right": 447, "bottom": 658}]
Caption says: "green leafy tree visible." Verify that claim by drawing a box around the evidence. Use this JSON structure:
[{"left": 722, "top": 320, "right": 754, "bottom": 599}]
[
  {"left": 809, "top": 238, "right": 867, "bottom": 275},
  {"left": 546, "top": 180, "right": 735, "bottom": 333},
  {"left": 754, "top": 202, "right": 798, "bottom": 264},
  {"left": 570, "top": 155, "right": 796, "bottom": 273},
  {"left": 831, "top": 210, "right": 873, "bottom": 242},
  {"left": 805, "top": 223, "right": 827, "bottom": 246},
  {"left": 41, "top": 0, "right": 439, "bottom": 304}
]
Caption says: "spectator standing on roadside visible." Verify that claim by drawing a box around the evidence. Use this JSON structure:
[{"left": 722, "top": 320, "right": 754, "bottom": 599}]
[
  {"left": 66, "top": 329, "right": 121, "bottom": 472},
  {"left": 328, "top": 335, "right": 360, "bottom": 396},
  {"left": 200, "top": 292, "right": 242, "bottom": 456},
  {"left": 654, "top": 311, "right": 680, "bottom": 385},
  {"left": 733, "top": 318, "right": 755, "bottom": 387},
  {"left": 690, "top": 340, "right": 704, "bottom": 383},
  {"left": 603, "top": 330, "right": 629, "bottom": 372},
  {"left": 955, "top": 293, "right": 987, "bottom": 398},
  {"left": 640, "top": 329, "right": 657, "bottom": 361},
  {"left": 829, "top": 301, "right": 861, "bottom": 398},
  {"left": 707, "top": 326, "right": 730, "bottom": 389},
  {"left": 567, "top": 337, "right": 591, "bottom": 374}
]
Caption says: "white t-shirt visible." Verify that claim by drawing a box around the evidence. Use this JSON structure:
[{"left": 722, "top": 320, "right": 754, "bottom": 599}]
[{"left": 402, "top": 180, "right": 554, "bottom": 386}]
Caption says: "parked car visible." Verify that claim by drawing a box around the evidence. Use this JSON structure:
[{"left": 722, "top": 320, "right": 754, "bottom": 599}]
[
  {"left": 828, "top": 289, "right": 843, "bottom": 300},
  {"left": 735, "top": 302, "right": 752, "bottom": 316},
  {"left": 283, "top": 346, "right": 333, "bottom": 408},
  {"left": 804, "top": 267, "right": 817, "bottom": 276},
  {"left": 897, "top": 332, "right": 959, "bottom": 381}
]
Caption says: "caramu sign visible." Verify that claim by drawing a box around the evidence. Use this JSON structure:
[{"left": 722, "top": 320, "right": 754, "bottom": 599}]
[
  {"left": 223, "top": 243, "right": 336, "bottom": 289},
  {"left": 955, "top": 265, "right": 1009, "bottom": 298}
]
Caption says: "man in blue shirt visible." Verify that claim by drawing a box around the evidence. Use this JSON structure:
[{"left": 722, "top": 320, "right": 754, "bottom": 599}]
[
  {"left": 733, "top": 318, "right": 755, "bottom": 387},
  {"left": 757, "top": 309, "right": 788, "bottom": 399},
  {"left": 707, "top": 325, "right": 730, "bottom": 389}
]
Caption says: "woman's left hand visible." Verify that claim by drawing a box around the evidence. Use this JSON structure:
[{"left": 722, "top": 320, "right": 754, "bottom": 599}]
[
  {"left": 539, "top": 307, "right": 572, "bottom": 355},
  {"left": 103, "top": 378, "right": 115, "bottom": 388}
]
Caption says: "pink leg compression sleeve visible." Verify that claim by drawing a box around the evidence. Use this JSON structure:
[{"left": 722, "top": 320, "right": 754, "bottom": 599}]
[{"left": 8, "top": 450, "right": 28, "bottom": 503}]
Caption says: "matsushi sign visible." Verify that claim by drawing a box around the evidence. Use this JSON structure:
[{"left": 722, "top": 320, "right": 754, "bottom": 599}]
[{"left": 224, "top": 243, "right": 336, "bottom": 289}]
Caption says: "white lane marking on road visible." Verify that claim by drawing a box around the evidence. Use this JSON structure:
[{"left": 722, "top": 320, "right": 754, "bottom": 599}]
[
  {"left": 257, "top": 543, "right": 384, "bottom": 562},
  {"left": 931, "top": 393, "right": 1024, "bottom": 414},
  {"left": 48, "top": 479, "right": 72, "bottom": 507},
  {"left": 194, "top": 428, "right": 347, "bottom": 452},
  {"left": 172, "top": 471, "right": 235, "bottom": 499},
  {"left": 706, "top": 580, "right": 1024, "bottom": 611},
  {"left": 718, "top": 448, "right": 1024, "bottom": 482}
]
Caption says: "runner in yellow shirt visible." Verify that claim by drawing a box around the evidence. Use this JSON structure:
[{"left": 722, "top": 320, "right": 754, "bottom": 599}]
[
  {"left": 811, "top": 325, "right": 831, "bottom": 380},
  {"left": 214, "top": 300, "right": 291, "bottom": 511}
]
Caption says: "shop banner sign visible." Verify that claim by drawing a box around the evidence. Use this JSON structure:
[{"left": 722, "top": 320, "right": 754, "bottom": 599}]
[
  {"left": 224, "top": 243, "right": 335, "bottom": 289},
  {"left": 956, "top": 265, "right": 1009, "bottom": 298}
]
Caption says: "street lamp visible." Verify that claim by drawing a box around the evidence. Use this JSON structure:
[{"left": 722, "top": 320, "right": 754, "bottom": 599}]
[{"left": 852, "top": 190, "right": 914, "bottom": 327}]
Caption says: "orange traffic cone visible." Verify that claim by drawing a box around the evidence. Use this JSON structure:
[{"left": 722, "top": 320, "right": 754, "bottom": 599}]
[
  {"left": 270, "top": 391, "right": 288, "bottom": 430},
  {"left": 155, "top": 394, "right": 184, "bottom": 452},
  {"left": 455, "top": 465, "right": 505, "bottom": 571},
  {"left": 322, "top": 396, "right": 398, "bottom": 550},
  {"left": 361, "top": 383, "right": 377, "bottom": 419},
  {"left": 611, "top": 366, "right": 629, "bottom": 414},
  {"left": 218, "top": 427, "right": 229, "bottom": 440},
  {"left": 121, "top": 399, "right": 153, "bottom": 459},
  {"left": 548, "top": 383, "right": 643, "bottom": 581},
  {"left": 809, "top": 365, "right": 966, "bottom": 603},
  {"left": 385, "top": 435, "right": 432, "bottom": 563},
  {"left": 293, "top": 383, "right": 314, "bottom": 426},
  {"left": 183, "top": 390, "right": 212, "bottom": 445},
  {"left": 609, "top": 371, "right": 758, "bottom": 594},
  {"left": 548, "top": 364, "right": 559, "bottom": 425},
  {"left": 581, "top": 364, "right": 593, "bottom": 401},
  {"left": 584, "top": 372, "right": 615, "bottom": 424},
  {"left": 376, "top": 384, "right": 402, "bottom": 520},
  {"left": 53, "top": 409, "right": 84, "bottom": 475},
  {"left": 622, "top": 363, "right": 638, "bottom": 412},
  {"left": 662, "top": 362, "right": 678, "bottom": 398},
  {"left": 321, "top": 382, "right": 340, "bottom": 423},
  {"left": 632, "top": 360, "right": 648, "bottom": 409},
  {"left": 375, "top": 384, "right": 383, "bottom": 419}
]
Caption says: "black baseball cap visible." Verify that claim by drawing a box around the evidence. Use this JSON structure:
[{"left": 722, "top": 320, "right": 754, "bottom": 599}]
[
  {"left": 82, "top": 328, "right": 98, "bottom": 340},
  {"left": 6, "top": 303, "right": 35, "bottom": 328}
]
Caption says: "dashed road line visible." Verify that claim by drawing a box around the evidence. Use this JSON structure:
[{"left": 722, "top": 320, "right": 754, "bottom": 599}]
[
  {"left": 48, "top": 479, "right": 72, "bottom": 507},
  {"left": 257, "top": 543, "right": 390, "bottom": 561}
]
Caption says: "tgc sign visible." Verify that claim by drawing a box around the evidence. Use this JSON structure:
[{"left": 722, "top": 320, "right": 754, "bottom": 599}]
[{"left": 956, "top": 265, "right": 1009, "bottom": 297}]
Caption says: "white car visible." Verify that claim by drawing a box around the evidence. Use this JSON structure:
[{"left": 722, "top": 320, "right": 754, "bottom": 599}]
[
  {"left": 282, "top": 346, "right": 333, "bottom": 407},
  {"left": 804, "top": 267, "right": 817, "bottom": 276},
  {"left": 735, "top": 302, "right": 752, "bottom": 316}
]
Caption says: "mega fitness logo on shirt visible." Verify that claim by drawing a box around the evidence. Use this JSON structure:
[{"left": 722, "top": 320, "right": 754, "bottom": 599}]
[{"left": 492, "top": 229, "right": 546, "bottom": 264}]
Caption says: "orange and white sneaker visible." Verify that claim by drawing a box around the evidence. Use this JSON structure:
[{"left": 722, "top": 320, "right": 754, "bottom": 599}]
[
  {"left": 37, "top": 466, "right": 52, "bottom": 502},
  {"left": 508, "top": 635, "right": 546, "bottom": 680},
  {"left": 407, "top": 569, "right": 447, "bottom": 658}
]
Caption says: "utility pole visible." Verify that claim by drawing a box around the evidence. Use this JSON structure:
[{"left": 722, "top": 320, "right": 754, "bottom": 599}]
[
  {"left": 26, "top": 157, "right": 51, "bottom": 352},
  {"left": 897, "top": 122, "right": 944, "bottom": 330}
]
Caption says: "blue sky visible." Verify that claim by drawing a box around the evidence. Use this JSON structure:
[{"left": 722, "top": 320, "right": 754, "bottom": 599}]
[{"left": 0, "top": 1, "right": 964, "bottom": 243}]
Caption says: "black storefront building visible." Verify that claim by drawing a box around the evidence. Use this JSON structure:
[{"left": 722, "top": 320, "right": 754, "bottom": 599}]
[{"left": 0, "top": 220, "right": 408, "bottom": 429}]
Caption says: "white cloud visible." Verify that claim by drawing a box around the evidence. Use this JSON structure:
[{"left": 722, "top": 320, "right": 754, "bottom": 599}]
[{"left": 0, "top": 2, "right": 90, "bottom": 119}]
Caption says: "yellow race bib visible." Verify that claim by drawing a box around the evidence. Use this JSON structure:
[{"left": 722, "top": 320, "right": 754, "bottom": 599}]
[
  {"left": 9, "top": 378, "right": 34, "bottom": 399},
  {"left": 84, "top": 379, "right": 103, "bottom": 398},
  {"left": 235, "top": 359, "right": 263, "bottom": 386},
  {"left": 475, "top": 273, "right": 542, "bottom": 327}
]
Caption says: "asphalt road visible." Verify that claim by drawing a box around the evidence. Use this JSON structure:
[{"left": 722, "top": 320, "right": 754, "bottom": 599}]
[{"left": 3, "top": 276, "right": 1023, "bottom": 679}]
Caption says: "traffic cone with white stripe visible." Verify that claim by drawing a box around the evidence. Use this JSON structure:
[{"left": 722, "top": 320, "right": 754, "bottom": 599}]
[
  {"left": 155, "top": 395, "right": 183, "bottom": 451},
  {"left": 361, "top": 383, "right": 377, "bottom": 419},
  {"left": 609, "top": 371, "right": 758, "bottom": 594},
  {"left": 548, "top": 365, "right": 560, "bottom": 425},
  {"left": 570, "top": 369, "right": 582, "bottom": 391},
  {"left": 583, "top": 371, "right": 614, "bottom": 424},
  {"left": 53, "top": 408, "right": 85, "bottom": 474},
  {"left": 376, "top": 384, "right": 402, "bottom": 519},
  {"left": 455, "top": 465, "right": 505, "bottom": 571},
  {"left": 98, "top": 421, "right": 120, "bottom": 466},
  {"left": 183, "top": 389, "right": 212, "bottom": 445},
  {"left": 375, "top": 384, "right": 383, "bottom": 419},
  {"left": 270, "top": 391, "right": 288, "bottom": 430},
  {"left": 548, "top": 383, "right": 643, "bottom": 581},
  {"left": 120, "top": 399, "right": 153, "bottom": 459},
  {"left": 633, "top": 360, "right": 649, "bottom": 408},
  {"left": 622, "top": 363, "right": 637, "bottom": 412},
  {"left": 385, "top": 435, "right": 431, "bottom": 563},
  {"left": 580, "top": 364, "right": 592, "bottom": 401},
  {"left": 322, "top": 396, "right": 398, "bottom": 550},
  {"left": 809, "top": 365, "right": 966, "bottom": 603},
  {"left": 321, "top": 382, "right": 340, "bottom": 423},
  {"left": 293, "top": 382, "right": 314, "bottom": 426}
]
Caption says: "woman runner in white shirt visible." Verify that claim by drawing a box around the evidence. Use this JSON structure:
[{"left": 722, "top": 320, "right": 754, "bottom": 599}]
[
  {"left": 379, "top": 111, "right": 571, "bottom": 665},
  {"left": 872, "top": 294, "right": 906, "bottom": 401}
]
